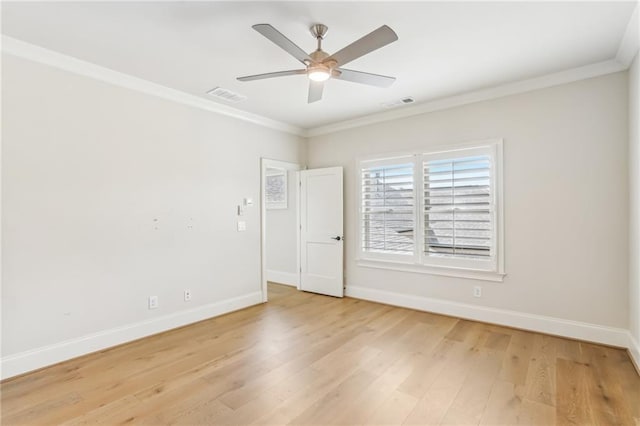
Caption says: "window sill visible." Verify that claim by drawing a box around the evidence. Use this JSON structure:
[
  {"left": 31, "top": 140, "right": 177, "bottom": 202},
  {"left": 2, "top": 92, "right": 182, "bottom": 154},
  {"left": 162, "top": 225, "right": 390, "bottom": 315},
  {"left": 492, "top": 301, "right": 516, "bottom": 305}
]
[{"left": 356, "top": 258, "right": 506, "bottom": 282}]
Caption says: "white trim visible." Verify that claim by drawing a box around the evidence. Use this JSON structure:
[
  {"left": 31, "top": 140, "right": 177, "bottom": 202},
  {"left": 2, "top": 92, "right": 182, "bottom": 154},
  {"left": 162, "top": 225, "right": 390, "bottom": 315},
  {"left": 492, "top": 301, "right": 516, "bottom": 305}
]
[
  {"left": 295, "top": 170, "right": 301, "bottom": 291},
  {"left": 628, "top": 332, "right": 640, "bottom": 374},
  {"left": 306, "top": 60, "right": 626, "bottom": 137},
  {"left": 357, "top": 154, "right": 417, "bottom": 264},
  {"left": 356, "top": 259, "right": 506, "bottom": 282},
  {"left": 356, "top": 139, "right": 504, "bottom": 279},
  {"left": 266, "top": 270, "right": 299, "bottom": 287},
  {"left": 420, "top": 141, "right": 504, "bottom": 273},
  {"left": 0, "top": 41, "right": 3, "bottom": 380},
  {"left": 260, "top": 159, "right": 302, "bottom": 302},
  {"left": 3, "top": 35, "right": 632, "bottom": 139},
  {"left": 355, "top": 139, "right": 501, "bottom": 165},
  {"left": 0, "top": 292, "right": 262, "bottom": 380},
  {"left": 616, "top": 4, "right": 639, "bottom": 68},
  {"left": 345, "top": 285, "right": 629, "bottom": 348},
  {"left": 1, "top": 36, "right": 304, "bottom": 137}
]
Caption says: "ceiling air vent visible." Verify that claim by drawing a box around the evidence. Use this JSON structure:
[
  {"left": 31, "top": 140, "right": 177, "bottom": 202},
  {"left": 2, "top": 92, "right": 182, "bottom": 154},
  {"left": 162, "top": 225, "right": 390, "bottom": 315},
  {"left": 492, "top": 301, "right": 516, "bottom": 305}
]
[
  {"left": 381, "top": 97, "right": 415, "bottom": 109},
  {"left": 206, "top": 87, "right": 247, "bottom": 103}
]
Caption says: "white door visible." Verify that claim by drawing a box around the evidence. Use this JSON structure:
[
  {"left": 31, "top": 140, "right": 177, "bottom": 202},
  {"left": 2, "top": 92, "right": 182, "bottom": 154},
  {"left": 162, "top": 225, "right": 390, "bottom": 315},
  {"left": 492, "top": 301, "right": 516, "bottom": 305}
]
[{"left": 300, "top": 167, "right": 344, "bottom": 297}]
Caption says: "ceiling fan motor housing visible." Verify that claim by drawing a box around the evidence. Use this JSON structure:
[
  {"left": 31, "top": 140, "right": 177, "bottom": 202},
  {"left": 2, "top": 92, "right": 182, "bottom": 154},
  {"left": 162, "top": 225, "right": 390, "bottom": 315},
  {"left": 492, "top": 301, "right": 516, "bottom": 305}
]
[
  {"left": 310, "top": 24, "right": 328, "bottom": 40},
  {"left": 310, "top": 50, "right": 329, "bottom": 63}
]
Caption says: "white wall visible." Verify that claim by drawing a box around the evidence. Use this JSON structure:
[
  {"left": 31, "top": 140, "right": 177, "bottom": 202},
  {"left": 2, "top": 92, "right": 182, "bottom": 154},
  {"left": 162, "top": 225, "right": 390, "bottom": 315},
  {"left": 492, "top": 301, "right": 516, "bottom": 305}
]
[
  {"left": 308, "top": 72, "right": 629, "bottom": 333},
  {"left": 266, "top": 167, "right": 299, "bottom": 286},
  {"left": 629, "top": 52, "right": 640, "bottom": 365},
  {"left": 0, "top": 54, "right": 306, "bottom": 376},
  {"left": 1, "top": 49, "right": 635, "bottom": 378}
]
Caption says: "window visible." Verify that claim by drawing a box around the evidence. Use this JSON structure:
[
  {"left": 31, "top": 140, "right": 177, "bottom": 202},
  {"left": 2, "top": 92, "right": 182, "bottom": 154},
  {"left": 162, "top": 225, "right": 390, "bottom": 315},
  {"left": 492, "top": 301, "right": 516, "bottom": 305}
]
[
  {"left": 358, "top": 140, "right": 504, "bottom": 281},
  {"left": 361, "top": 158, "right": 415, "bottom": 260}
]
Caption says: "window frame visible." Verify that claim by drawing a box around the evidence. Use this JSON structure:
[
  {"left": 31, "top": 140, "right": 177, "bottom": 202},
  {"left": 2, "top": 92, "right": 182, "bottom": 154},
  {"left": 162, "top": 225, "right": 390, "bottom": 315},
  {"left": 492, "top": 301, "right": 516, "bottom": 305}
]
[
  {"left": 359, "top": 155, "right": 419, "bottom": 264},
  {"left": 356, "top": 139, "right": 505, "bottom": 282}
]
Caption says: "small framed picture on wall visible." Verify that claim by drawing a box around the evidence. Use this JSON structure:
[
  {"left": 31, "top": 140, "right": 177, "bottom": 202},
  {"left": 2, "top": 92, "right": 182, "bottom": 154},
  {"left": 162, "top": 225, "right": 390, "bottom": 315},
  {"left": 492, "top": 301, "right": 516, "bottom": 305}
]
[{"left": 266, "top": 167, "right": 287, "bottom": 209}]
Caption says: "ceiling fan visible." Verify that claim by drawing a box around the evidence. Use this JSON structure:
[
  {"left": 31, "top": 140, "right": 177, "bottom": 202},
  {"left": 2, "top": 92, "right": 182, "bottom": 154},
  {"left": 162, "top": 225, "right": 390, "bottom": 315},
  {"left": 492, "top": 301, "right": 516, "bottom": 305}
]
[{"left": 237, "top": 23, "right": 398, "bottom": 103}]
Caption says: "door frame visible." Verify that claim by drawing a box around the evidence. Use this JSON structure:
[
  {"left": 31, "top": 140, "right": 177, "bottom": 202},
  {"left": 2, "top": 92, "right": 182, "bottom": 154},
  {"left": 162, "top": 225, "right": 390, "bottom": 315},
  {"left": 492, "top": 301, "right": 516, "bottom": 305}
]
[{"left": 260, "top": 158, "right": 302, "bottom": 302}]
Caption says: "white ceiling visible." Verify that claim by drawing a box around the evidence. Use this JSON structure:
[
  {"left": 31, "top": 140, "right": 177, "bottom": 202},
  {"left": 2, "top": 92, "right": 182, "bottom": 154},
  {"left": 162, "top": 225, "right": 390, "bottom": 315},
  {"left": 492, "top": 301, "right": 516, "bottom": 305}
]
[{"left": 1, "top": 1, "right": 636, "bottom": 130}]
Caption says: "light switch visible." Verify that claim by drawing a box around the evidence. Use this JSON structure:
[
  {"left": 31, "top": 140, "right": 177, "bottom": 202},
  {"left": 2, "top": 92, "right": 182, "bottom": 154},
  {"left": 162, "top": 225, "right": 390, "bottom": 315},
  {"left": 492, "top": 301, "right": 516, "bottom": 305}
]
[{"left": 237, "top": 221, "right": 246, "bottom": 232}]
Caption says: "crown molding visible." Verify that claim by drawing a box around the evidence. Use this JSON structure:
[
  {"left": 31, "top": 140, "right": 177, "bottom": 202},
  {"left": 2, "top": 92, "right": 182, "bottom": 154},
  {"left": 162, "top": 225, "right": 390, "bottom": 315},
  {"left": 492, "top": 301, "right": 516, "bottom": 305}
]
[
  {"left": 1, "top": 36, "right": 305, "bottom": 137},
  {"left": 305, "top": 59, "right": 626, "bottom": 137},
  {"left": 616, "top": 3, "right": 639, "bottom": 68},
  {"left": 2, "top": 26, "right": 635, "bottom": 141}
]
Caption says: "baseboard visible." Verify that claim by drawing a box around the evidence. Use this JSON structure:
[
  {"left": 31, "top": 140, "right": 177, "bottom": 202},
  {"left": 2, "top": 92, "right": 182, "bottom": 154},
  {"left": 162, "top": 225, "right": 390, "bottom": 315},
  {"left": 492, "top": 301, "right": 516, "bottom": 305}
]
[
  {"left": 345, "top": 285, "right": 629, "bottom": 348},
  {"left": 628, "top": 332, "right": 640, "bottom": 375},
  {"left": 0, "top": 292, "right": 262, "bottom": 380},
  {"left": 266, "top": 270, "right": 299, "bottom": 287}
]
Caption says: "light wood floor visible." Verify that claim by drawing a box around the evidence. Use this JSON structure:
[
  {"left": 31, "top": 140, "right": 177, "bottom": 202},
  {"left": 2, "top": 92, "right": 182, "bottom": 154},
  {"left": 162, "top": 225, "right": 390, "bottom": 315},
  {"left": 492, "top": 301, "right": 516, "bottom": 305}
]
[{"left": 2, "top": 283, "right": 639, "bottom": 425}]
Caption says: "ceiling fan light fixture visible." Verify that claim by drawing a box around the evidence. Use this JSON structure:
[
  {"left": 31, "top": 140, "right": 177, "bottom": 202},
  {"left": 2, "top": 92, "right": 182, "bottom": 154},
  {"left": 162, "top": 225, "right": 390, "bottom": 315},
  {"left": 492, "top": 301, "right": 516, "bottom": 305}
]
[
  {"left": 238, "top": 23, "right": 398, "bottom": 103},
  {"left": 308, "top": 65, "right": 331, "bottom": 82}
]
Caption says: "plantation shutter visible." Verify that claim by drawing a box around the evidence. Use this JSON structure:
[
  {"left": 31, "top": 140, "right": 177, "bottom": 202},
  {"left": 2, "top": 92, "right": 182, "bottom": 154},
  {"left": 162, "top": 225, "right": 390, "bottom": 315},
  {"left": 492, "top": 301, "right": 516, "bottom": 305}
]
[
  {"left": 423, "top": 154, "right": 493, "bottom": 259},
  {"left": 361, "top": 159, "right": 415, "bottom": 255}
]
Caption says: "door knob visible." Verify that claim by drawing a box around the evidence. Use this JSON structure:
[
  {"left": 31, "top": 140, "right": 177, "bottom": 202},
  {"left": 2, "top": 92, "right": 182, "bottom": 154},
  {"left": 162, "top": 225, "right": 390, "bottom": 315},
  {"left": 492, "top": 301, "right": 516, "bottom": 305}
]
[{"left": 331, "top": 236, "right": 342, "bottom": 241}]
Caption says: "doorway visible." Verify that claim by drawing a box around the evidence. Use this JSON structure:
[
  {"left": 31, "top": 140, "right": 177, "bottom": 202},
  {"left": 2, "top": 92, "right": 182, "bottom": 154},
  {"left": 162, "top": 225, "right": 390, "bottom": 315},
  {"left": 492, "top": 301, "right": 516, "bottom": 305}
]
[{"left": 260, "top": 159, "right": 301, "bottom": 302}]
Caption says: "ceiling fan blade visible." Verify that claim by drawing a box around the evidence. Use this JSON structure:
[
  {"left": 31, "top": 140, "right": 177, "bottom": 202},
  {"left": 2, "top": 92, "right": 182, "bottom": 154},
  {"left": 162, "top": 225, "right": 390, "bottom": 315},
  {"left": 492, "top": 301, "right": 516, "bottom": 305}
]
[
  {"left": 326, "top": 25, "right": 398, "bottom": 67},
  {"left": 252, "top": 24, "right": 312, "bottom": 64},
  {"left": 308, "top": 80, "right": 324, "bottom": 103},
  {"left": 334, "top": 68, "right": 396, "bottom": 87},
  {"left": 237, "top": 69, "right": 306, "bottom": 81}
]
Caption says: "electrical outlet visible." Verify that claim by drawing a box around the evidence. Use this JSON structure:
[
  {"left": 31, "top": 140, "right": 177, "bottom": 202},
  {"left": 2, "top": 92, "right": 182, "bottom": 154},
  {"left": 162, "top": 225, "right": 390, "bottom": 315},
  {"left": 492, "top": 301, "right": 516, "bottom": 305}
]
[
  {"left": 237, "top": 221, "right": 246, "bottom": 231},
  {"left": 184, "top": 289, "right": 192, "bottom": 302},
  {"left": 148, "top": 295, "right": 159, "bottom": 309},
  {"left": 473, "top": 286, "right": 482, "bottom": 298}
]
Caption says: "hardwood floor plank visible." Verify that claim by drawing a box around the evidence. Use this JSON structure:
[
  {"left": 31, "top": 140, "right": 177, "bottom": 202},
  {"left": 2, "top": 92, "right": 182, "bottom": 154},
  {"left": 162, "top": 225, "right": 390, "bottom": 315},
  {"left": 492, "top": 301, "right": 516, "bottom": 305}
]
[
  {"left": 61, "top": 395, "right": 143, "bottom": 425},
  {"left": 2, "top": 392, "right": 83, "bottom": 426},
  {"left": 444, "top": 319, "right": 477, "bottom": 342},
  {"left": 440, "top": 345, "right": 504, "bottom": 425},
  {"left": 519, "top": 398, "right": 557, "bottom": 426},
  {"left": 483, "top": 330, "right": 512, "bottom": 352},
  {"left": 582, "top": 344, "right": 634, "bottom": 425},
  {"left": 250, "top": 347, "right": 382, "bottom": 424},
  {"left": 332, "top": 350, "right": 418, "bottom": 424},
  {"left": 402, "top": 340, "right": 476, "bottom": 425},
  {"left": 289, "top": 369, "right": 378, "bottom": 425},
  {"left": 612, "top": 348, "right": 640, "bottom": 424},
  {"left": 499, "top": 329, "right": 535, "bottom": 386},
  {"left": 556, "top": 358, "right": 593, "bottom": 425},
  {"left": 397, "top": 335, "right": 461, "bottom": 399},
  {"left": 364, "top": 390, "right": 419, "bottom": 425},
  {"left": 525, "top": 334, "right": 557, "bottom": 407},
  {"left": 478, "top": 379, "right": 524, "bottom": 425},
  {"left": 211, "top": 367, "right": 327, "bottom": 425}
]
